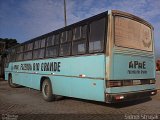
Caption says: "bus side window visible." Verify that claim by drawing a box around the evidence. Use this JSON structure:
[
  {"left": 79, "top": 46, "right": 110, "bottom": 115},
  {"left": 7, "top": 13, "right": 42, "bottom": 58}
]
[
  {"left": 46, "top": 35, "right": 54, "bottom": 47},
  {"left": 16, "top": 53, "right": 23, "bottom": 61},
  {"left": 54, "top": 34, "right": 60, "bottom": 45},
  {"left": 72, "top": 25, "right": 87, "bottom": 55},
  {"left": 73, "top": 27, "right": 81, "bottom": 40},
  {"left": 60, "top": 43, "right": 71, "bottom": 56},
  {"left": 46, "top": 46, "right": 58, "bottom": 58},
  {"left": 16, "top": 45, "right": 24, "bottom": 53},
  {"left": 16, "top": 46, "right": 24, "bottom": 61},
  {"left": 10, "top": 48, "right": 16, "bottom": 62},
  {"left": 24, "top": 43, "right": 33, "bottom": 51},
  {"left": 60, "top": 31, "right": 67, "bottom": 43},
  {"left": 89, "top": 18, "right": 105, "bottom": 53},
  {"left": 24, "top": 51, "right": 32, "bottom": 60},
  {"left": 46, "top": 34, "right": 59, "bottom": 58},
  {"left": 60, "top": 30, "right": 71, "bottom": 56},
  {"left": 33, "top": 38, "right": 46, "bottom": 59},
  {"left": 23, "top": 42, "right": 33, "bottom": 60},
  {"left": 33, "top": 49, "right": 45, "bottom": 59},
  {"left": 5, "top": 54, "right": 10, "bottom": 68}
]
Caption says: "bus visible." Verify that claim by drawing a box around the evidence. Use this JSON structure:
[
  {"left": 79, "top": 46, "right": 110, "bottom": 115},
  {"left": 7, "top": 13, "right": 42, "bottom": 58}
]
[{"left": 4, "top": 10, "right": 157, "bottom": 103}]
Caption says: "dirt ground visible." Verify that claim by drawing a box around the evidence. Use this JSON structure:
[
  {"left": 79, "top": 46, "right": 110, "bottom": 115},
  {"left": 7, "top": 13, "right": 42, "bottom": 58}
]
[{"left": 0, "top": 80, "right": 160, "bottom": 120}]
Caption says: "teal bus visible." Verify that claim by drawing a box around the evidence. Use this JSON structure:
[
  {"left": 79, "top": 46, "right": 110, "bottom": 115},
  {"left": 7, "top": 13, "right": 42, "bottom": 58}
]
[{"left": 5, "top": 10, "right": 157, "bottom": 103}]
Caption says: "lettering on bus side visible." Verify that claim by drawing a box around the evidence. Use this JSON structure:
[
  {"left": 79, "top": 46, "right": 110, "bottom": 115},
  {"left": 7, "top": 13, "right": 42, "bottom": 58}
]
[
  {"left": 128, "top": 61, "right": 147, "bottom": 74},
  {"left": 20, "top": 64, "right": 32, "bottom": 71},
  {"left": 41, "top": 62, "right": 61, "bottom": 72},
  {"left": 33, "top": 63, "right": 40, "bottom": 71},
  {"left": 33, "top": 62, "right": 61, "bottom": 72},
  {"left": 129, "top": 61, "right": 146, "bottom": 69},
  {"left": 13, "top": 62, "right": 61, "bottom": 72}
]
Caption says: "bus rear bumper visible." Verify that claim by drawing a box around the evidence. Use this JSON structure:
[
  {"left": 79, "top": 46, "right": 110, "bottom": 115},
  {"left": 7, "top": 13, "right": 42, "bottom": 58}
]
[{"left": 105, "top": 89, "right": 157, "bottom": 103}]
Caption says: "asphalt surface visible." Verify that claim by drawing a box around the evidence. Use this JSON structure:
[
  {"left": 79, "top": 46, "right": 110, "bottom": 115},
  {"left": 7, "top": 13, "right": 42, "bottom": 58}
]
[{"left": 0, "top": 74, "right": 160, "bottom": 120}]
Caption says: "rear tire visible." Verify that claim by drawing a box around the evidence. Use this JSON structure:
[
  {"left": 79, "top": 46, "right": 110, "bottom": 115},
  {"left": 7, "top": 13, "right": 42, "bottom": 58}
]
[
  {"left": 42, "top": 79, "right": 55, "bottom": 102},
  {"left": 8, "top": 74, "right": 19, "bottom": 88}
]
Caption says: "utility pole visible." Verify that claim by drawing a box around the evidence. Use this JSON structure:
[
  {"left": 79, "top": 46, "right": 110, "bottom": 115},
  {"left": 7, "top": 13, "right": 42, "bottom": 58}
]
[{"left": 64, "top": 0, "right": 67, "bottom": 27}]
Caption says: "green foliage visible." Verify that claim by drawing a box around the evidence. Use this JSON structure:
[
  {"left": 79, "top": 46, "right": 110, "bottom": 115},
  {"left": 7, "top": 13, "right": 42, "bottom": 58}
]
[
  {"left": 0, "top": 38, "right": 19, "bottom": 49},
  {"left": 0, "top": 38, "right": 19, "bottom": 56}
]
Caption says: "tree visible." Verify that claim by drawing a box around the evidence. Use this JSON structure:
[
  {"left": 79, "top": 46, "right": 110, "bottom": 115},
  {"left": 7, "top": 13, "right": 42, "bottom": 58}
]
[
  {"left": 0, "top": 38, "right": 19, "bottom": 49},
  {"left": 0, "top": 38, "right": 19, "bottom": 78}
]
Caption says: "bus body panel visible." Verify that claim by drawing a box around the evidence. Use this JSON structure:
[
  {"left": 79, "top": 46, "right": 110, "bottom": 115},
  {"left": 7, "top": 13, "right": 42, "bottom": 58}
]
[
  {"left": 106, "top": 84, "right": 156, "bottom": 93},
  {"left": 5, "top": 55, "right": 106, "bottom": 102},
  {"left": 52, "top": 76, "right": 104, "bottom": 101},
  {"left": 110, "top": 53, "right": 155, "bottom": 80}
]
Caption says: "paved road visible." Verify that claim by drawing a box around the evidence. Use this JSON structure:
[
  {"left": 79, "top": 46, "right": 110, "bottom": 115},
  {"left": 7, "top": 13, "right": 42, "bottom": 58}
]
[{"left": 0, "top": 80, "right": 160, "bottom": 120}]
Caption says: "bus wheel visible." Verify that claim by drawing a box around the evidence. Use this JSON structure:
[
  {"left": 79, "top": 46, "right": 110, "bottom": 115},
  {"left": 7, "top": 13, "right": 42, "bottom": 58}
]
[
  {"left": 42, "top": 79, "right": 55, "bottom": 102},
  {"left": 8, "top": 74, "right": 19, "bottom": 88}
]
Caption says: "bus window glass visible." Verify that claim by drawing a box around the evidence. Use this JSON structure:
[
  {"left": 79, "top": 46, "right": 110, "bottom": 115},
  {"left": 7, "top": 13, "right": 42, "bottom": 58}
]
[
  {"left": 33, "top": 49, "right": 45, "bottom": 59},
  {"left": 16, "top": 46, "right": 24, "bottom": 53},
  {"left": 16, "top": 53, "right": 23, "bottom": 61},
  {"left": 114, "top": 16, "right": 152, "bottom": 51},
  {"left": 46, "top": 35, "right": 54, "bottom": 47},
  {"left": 34, "top": 40, "right": 41, "bottom": 49},
  {"left": 60, "top": 43, "right": 71, "bottom": 56},
  {"left": 73, "top": 27, "right": 81, "bottom": 40},
  {"left": 24, "top": 51, "right": 32, "bottom": 60},
  {"left": 67, "top": 30, "right": 72, "bottom": 41},
  {"left": 60, "top": 32, "right": 67, "bottom": 43},
  {"left": 81, "top": 25, "right": 87, "bottom": 39},
  {"left": 34, "top": 39, "right": 46, "bottom": 49},
  {"left": 41, "top": 38, "right": 46, "bottom": 48},
  {"left": 89, "top": 18, "right": 105, "bottom": 53},
  {"left": 54, "top": 34, "right": 59, "bottom": 45},
  {"left": 24, "top": 43, "right": 33, "bottom": 51},
  {"left": 10, "top": 48, "right": 16, "bottom": 62},
  {"left": 73, "top": 41, "right": 86, "bottom": 55},
  {"left": 5, "top": 54, "right": 10, "bottom": 67},
  {"left": 46, "top": 46, "right": 58, "bottom": 58}
]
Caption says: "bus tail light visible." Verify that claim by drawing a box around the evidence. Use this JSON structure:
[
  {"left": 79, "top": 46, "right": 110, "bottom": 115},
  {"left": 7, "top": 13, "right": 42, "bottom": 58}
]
[
  {"left": 115, "top": 95, "right": 124, "bottom": 100},
  {"left": 107, "top": 81, "right": 122, "bottom": 87},
  {"left": 151, "top": 91, "right": 156, "bottom": 95}
]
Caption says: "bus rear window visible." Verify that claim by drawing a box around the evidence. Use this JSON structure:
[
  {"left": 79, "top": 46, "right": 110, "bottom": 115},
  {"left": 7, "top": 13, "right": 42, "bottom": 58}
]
[{"left": 114, "top": 16, "right": 152, "bottom": 51}]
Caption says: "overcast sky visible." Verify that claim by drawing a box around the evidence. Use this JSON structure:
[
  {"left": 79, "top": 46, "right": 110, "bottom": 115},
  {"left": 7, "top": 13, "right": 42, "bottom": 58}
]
[{"left": 0, "top": 0, "right": 160, "bottom": 57}]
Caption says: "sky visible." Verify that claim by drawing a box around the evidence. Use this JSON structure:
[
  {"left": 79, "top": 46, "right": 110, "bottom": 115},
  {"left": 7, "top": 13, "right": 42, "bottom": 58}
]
[{"left": 0, "top": 0, "right": 160, "bottom": 58}]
